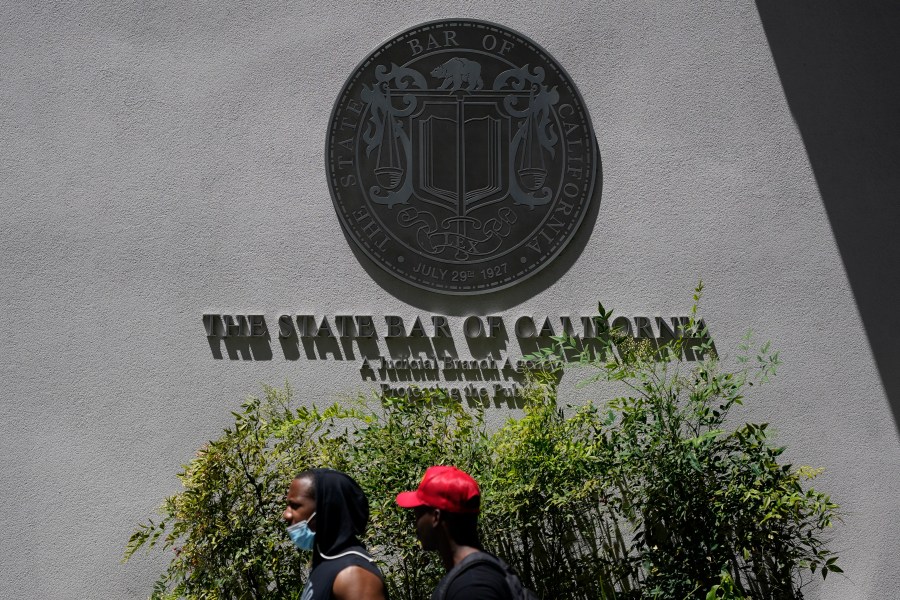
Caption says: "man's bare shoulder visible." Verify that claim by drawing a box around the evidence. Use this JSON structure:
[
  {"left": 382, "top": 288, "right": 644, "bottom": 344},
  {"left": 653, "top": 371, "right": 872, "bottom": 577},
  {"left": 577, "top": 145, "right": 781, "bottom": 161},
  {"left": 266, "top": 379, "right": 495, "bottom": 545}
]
[{"left": 332, "top": 564, "right": 386, "bottom": 600}]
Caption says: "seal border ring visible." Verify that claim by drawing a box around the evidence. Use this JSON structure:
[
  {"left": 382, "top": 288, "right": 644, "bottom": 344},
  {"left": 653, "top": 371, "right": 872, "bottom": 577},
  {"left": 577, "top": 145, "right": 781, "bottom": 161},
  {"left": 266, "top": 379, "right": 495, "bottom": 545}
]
[{"left": 324, "top": 18, "right": 599, "bottom": 296}]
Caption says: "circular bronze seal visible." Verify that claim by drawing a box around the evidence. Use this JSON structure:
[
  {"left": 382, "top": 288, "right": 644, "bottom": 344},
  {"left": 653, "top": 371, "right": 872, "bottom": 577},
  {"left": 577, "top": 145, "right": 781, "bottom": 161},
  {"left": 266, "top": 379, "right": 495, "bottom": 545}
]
[{"left": 326, "top": 19, "right": 598, "bottom": 294}]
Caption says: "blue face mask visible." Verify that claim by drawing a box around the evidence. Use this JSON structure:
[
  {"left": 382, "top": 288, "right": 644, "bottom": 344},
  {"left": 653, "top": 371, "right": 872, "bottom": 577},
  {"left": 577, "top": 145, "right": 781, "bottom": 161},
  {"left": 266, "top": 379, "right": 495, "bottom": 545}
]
[{"left": 287, "top": 512, "right": 316, "bottom": 551}]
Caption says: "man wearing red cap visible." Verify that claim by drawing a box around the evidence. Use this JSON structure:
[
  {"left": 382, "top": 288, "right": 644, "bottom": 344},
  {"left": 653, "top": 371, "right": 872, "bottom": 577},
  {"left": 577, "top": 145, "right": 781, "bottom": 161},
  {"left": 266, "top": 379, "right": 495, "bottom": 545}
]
[{"left": 396, "top": 466, "right": 519, "bottom": 600}]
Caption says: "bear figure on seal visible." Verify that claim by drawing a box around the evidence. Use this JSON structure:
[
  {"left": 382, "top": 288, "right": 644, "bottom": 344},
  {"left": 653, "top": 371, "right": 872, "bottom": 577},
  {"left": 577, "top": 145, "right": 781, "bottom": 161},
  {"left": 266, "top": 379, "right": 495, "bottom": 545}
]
[{"left": 430, "top": 58, "right": 484, "bottom": 91}]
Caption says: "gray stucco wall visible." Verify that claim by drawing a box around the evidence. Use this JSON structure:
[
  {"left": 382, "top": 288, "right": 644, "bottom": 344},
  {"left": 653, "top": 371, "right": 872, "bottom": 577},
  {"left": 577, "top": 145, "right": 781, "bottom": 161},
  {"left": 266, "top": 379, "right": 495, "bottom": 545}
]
[{"left": 2, "top": 1, "right": 897, "bottom": 598}]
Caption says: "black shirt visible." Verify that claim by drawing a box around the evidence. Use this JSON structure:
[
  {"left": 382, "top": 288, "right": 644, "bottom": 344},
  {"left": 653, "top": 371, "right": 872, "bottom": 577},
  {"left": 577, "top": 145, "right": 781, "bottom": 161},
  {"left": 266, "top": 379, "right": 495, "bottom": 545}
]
[
  {"left": 432, "top": 554, "right": 514, "bottom": 600},
  {"left": 301, "top": 546, "right": 385, "bottom": 600}
]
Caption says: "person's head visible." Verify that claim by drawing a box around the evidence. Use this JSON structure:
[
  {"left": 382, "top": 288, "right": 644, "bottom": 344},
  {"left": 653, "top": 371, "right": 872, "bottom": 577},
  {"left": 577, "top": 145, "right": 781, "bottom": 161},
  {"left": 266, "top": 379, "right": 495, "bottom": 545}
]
[
  {"left": 283, "top": 469, "right": 370, "bottom": 565},
  {"left": 283, "top": 470, "right": 317, "bottom": 527},
  {"left": 283, "top": 471, "right": 318, "bottom": 553},
  {"left": 395, "top": 466, "right": 481, "bottom": 550}
]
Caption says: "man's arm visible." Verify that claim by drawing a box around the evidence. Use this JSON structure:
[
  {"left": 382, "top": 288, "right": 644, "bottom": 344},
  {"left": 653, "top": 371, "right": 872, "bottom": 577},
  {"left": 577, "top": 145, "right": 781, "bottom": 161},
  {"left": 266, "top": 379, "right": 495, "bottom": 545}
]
[{"left": 333, "top": 565, "right": 387, "bottom": 600}]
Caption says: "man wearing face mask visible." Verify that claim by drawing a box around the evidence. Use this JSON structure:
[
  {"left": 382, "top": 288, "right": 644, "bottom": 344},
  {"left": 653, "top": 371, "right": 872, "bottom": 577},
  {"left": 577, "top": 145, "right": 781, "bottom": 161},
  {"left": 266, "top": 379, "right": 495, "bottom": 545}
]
[{"left": 283, "top": 469, "right": 388, "bottom": 600}]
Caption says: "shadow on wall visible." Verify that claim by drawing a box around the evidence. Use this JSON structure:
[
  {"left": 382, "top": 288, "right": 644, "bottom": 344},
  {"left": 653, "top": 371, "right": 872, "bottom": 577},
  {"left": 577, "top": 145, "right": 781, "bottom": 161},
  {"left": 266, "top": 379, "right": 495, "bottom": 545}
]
[{"left": 755, "top": 1, "right": 900, "bottom": 435}]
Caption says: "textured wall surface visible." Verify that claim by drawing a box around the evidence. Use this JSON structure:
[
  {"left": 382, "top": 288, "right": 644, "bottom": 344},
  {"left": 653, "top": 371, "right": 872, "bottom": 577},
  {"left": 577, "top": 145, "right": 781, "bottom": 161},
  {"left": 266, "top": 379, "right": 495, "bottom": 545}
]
[{"left": 1, "top": 1, "right": 897, "bottom": 598}]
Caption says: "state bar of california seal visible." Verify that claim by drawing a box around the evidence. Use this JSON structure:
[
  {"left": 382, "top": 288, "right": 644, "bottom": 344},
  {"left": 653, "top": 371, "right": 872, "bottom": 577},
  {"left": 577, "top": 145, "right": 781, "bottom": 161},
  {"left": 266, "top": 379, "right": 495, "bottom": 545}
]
[{"left": 326, "top": 19, "right": 598, "bottom": 294}]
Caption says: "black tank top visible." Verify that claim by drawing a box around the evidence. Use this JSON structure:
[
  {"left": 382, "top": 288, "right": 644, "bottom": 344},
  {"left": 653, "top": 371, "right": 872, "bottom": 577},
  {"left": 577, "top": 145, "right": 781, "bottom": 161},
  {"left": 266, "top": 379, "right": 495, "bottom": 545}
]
[{"left": 300, "top": 546, "right": 386, "bottom": 600}]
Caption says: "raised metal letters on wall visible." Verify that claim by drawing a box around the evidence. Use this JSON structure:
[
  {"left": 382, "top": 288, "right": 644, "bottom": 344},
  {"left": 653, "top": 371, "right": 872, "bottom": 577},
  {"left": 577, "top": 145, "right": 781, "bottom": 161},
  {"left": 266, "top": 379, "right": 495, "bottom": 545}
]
[{"left": 327, "top": 20, "right": 598, "bottom": 294}]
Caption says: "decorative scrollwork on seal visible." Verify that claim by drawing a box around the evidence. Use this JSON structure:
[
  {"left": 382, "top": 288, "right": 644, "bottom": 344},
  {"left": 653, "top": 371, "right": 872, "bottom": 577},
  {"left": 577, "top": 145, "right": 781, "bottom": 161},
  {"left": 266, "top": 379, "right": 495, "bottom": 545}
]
[{"left": 397, "top": 206, "right": 519, "bottom": 260}]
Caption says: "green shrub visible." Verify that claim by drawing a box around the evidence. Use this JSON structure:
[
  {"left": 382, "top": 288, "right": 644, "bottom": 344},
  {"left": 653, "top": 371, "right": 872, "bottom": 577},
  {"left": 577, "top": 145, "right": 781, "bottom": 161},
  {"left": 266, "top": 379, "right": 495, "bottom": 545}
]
[
  {"left": 126, "top": 288, "right": 839, "bottom": 599},
  {"left": 526, "top": 284, "right": 841, "bottom": 598},
  {"left": 124, "top": 391, "right": 329, "bottom": 599}
]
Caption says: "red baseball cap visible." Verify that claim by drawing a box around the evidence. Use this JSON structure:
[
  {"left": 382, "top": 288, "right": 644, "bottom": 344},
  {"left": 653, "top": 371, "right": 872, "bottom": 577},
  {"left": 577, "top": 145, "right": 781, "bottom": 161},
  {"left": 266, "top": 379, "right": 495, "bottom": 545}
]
[{"left": 395, "top": 466, "right": 481, "bottom": 513}]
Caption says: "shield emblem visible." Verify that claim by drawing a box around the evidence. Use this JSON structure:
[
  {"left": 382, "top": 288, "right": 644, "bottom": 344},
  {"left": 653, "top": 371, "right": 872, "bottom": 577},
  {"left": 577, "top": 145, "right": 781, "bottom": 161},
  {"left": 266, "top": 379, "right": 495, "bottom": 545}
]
[{"left": 410, "top": 92, "right": 512, "bottom": 216}]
